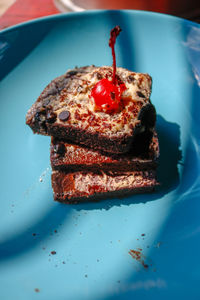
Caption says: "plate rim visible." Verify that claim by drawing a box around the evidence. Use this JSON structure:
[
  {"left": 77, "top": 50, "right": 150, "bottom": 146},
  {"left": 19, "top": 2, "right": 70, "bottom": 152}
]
[{"left": 1, "top": 9, "right": 200, "bottom": 35}]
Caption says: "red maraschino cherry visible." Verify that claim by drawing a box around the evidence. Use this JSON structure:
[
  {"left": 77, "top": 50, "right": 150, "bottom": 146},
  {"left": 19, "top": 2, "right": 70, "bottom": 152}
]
[{"left": 91, "top": 26, "right": 126, "bottom": 113}]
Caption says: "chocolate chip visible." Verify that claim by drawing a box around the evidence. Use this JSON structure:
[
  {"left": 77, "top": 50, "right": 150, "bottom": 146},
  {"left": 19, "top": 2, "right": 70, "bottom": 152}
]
[
  {"left": 54, "top": 143, "right": 65, "bottom": 155},
  {"left": 58, "top": 110, "right": 70, "bottom": 121},
  {"left": 137, "top": 91, "right": 145, "bottom": 98},
  {"left": 96, "top": 72, "right": 103, "bottom": 80},
  {"left": 35, "top": 107, "right": 46, "bottom": 120},
  {"left": 46, "top": 111, "right": 57, "bottom": 123},
  {"left": 115, "top": 74, "right": 123, "bottom": 85},
  {"left": 34, "top": 112, "right": 41, "bottom": 122},
  {"left": 127, "top": 75, "right": 135, "bottom": 83},
  {"left": 68, "top": 70, "right": 78, "bottom": 76}
]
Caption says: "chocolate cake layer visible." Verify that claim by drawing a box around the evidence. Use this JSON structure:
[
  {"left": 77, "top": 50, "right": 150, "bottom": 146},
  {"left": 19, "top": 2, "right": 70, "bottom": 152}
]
[
  {"left": 51, "top": 132, "right": 159, "bottom": 172},
  {"left": 26, "top": 65, "right": 156, "bottom": 154},
  {"left": 52, "top": 170, "right": 159, "bottom": 204}
]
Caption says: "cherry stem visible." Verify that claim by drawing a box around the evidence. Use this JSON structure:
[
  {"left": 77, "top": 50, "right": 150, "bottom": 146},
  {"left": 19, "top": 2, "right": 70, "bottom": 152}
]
[{"left": 109, "top": 26, "right": 122, "bottom": 85}]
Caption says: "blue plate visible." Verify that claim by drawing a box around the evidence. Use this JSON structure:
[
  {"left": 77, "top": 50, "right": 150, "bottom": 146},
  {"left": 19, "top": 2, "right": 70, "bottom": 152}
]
[{"left": 0, "top": 10, "right": 200, "bottom": 300}]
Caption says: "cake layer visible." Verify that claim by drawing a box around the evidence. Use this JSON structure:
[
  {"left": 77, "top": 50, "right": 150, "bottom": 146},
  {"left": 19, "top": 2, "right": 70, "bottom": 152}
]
[
  {"left": 52, "top": 170, "right": 159, "bottom": 204},
  {"left": 26, "top": 65, "right": 156, "bottom": 153},
  {"left": 51, "top": 131, "right": 159, "bottom": 172}
]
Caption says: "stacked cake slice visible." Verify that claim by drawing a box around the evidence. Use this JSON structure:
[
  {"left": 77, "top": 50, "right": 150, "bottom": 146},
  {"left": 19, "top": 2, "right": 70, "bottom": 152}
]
[
  {"left": 26, "top": 66, "right": 159, "bottom": 203},
  {"left": 51, "top": 132, "right": 159, "bottom": 203}
]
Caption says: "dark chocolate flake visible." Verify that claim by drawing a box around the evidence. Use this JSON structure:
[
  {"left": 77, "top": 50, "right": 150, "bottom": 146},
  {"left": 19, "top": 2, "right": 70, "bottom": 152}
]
[
  {"left": 39, "top": 106, "right": 46, "bottom": 114},
  {"left": 58, "top": 110, "right": 70, "bottom": 122},
  {"left": 46, "top": 111, "right": 57, "bottom": 123},
  {"left": 42, "top": 84, "right": 58, "bottom": 98},
  {"left": 127, "top": 75, "right": 135, "bottom": 83},
  {"left": 54, "top": 143, "right": 66, "bottom": 155},
  {"left": 34, "top": 112, "right": 42, "bottom": 122},
  {"left": 96, "top": 72, "right": 103, "bottom": 80},
  {"left": 68, "top": 70, "right": 78, "bottom": 76},
  {"left": 137, "top": 91, "right": 145, "bottom": 98}
]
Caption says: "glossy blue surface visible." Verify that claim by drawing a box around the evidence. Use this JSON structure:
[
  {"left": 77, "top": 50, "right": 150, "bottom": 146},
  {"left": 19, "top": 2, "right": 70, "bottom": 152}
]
[{"left": 0, "top": 10, "right": 200, "bottom": 300}]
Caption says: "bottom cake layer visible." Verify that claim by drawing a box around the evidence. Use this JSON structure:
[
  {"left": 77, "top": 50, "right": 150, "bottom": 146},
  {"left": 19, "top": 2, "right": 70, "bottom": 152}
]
[{"left": 52, "top": 170, "right": 159, "bottom": 204}]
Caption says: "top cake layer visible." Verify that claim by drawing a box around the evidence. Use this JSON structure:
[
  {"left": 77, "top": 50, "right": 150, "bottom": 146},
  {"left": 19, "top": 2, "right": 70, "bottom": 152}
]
[{"left": 26, "top": 65, "right": 156, "bottom": 153}]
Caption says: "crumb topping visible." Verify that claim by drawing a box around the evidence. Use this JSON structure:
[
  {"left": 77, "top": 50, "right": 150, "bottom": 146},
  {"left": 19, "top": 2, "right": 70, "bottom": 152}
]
[
  {"left": 27, "top": 66, "right": 152, "bottom": 138},
  {"left": 55, "top": 66, "right": 151, "bottom": 136}
]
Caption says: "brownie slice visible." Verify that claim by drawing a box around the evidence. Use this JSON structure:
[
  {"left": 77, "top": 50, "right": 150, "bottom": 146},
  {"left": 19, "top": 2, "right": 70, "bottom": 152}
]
[
  {"left": 50, "top": 131, "right": 159, "bottom": 173},
  {"left": 26, "top": 65, "right": 156, "bottom": 154},
  {"left": 52, "top": 170, "right": 159, "bottom": 204}
]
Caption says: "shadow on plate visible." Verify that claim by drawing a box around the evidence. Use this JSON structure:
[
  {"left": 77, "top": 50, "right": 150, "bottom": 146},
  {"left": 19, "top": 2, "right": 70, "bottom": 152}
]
[
  {"left": 0, "top": 21, "right": 55, "bottom": 81},
  {"left": 0, "top": 115, "right": 181, "bottom": 261},
  {"left": 0, "top": 202, "right": 72, "bottom": 262}
]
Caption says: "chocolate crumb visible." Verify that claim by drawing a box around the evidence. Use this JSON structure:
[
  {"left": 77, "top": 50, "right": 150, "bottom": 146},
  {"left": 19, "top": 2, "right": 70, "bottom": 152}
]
[
  {"left": 62, "top": 261, "right": 66, "bottom": 264},
  {"left": 142, "top": 261, "right": 149, "bottom": 269},
  {"left": 141, "top": 233, "right": 145, "bottom": 236},
  {"left": 54, "top": 230, "right": 57, "bottom": 233},
  {"left": 155, "top": 242, "right": 162, "bottom": 248},
  {"left": 129, "top": 249, "right": 150, "bottom": 270},
  {"left": 34, "top": 288, "right": 40, "bottom": 293},
  {"left": 58, "top": 110, "right": 70, "bottom": 121},
  {"left": 32, "top": 233, "right": 37, "bottom": 237},
  {"left": 94, "top": 72, "right": 103, "bottom": 80},
  {"left": 51, "top": 251, "right": 56, "bottom": 255}
]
